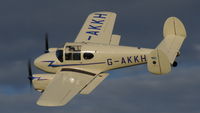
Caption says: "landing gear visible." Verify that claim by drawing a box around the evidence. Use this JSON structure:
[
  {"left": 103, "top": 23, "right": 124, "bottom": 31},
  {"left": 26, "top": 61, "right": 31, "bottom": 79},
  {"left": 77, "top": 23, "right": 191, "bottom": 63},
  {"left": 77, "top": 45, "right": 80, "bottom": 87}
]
[
  {"left": 172, "top": 61, "right": 178, "bottom": 67},
  {"left": 176, "top": 51, "right": 181, "bottom": 57}
]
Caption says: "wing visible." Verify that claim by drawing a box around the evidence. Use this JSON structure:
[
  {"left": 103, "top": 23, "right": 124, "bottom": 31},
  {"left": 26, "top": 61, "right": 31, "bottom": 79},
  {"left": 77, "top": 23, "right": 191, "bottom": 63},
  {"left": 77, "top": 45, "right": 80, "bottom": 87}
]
[
  {"left": 80, "top": 73, "right": 109, "bottom": 94},
  {"left": 37, "top": 69, "right": 96, "bottom": 106},
  {"left": 75, "top": 12, "right": 117, "bottom": 45}
]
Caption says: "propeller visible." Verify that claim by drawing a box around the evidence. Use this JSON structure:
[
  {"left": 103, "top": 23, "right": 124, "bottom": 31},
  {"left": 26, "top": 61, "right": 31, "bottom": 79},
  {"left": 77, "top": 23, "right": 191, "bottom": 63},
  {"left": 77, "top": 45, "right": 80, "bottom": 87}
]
[
  {"left": 28, "top": 60, "right": 33, "bottom": 88},
  {"left": 45, "top": 32, "right": 49, "bottom": 53}
]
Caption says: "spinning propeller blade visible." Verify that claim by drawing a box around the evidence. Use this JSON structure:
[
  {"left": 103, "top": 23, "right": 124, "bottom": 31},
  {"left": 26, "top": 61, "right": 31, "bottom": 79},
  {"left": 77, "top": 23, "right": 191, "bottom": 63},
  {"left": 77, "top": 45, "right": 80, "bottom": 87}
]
[
  {"left": 45, "top": 32, "right": 49, "bottom": 53},
  {"left": 28, "top": 60, "right": 33, "bottom": 88}
]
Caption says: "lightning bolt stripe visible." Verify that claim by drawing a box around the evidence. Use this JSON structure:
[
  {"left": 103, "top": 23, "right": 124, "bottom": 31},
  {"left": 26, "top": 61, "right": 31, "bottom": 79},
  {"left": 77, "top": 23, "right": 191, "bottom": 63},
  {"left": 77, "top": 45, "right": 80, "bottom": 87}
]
[{"left": 32, "top": 77, "right": 48, "bottom": 80}]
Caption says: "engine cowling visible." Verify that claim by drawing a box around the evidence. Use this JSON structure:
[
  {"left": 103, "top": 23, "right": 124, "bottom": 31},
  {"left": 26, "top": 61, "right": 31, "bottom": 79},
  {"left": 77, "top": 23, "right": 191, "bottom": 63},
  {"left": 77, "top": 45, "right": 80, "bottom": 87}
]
[{"left": 32, "top": 74, "right": 55, "bottom": 92}]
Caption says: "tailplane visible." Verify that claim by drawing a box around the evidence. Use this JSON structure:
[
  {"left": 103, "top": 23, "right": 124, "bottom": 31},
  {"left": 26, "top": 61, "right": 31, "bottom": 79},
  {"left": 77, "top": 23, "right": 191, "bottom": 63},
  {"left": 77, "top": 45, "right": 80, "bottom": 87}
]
[{"left": 147, "top": 17, "right": 187, "bottom": 75}]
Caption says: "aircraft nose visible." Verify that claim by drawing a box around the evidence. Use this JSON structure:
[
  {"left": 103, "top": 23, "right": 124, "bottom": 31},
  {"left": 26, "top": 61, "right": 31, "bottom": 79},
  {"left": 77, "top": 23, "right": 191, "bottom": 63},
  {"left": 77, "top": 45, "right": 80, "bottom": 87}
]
[
  {"left": 34, "top": 52, "right": 57, "bottom": 71},
  {"left": 34, "top": 54, "right": 48, "bottom": 69},
  {"left": 34, "top": 56, "right": 42, "bottom": 69}
]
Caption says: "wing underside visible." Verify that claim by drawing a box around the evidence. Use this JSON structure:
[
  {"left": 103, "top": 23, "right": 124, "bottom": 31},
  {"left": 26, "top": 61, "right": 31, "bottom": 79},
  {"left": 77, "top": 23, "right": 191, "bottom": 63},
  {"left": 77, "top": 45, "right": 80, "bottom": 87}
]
[
  {"left": 80, "top": 73, "right": 109, "bottom": 94},
  {"left": 37, "top": 70, "right": 96, "bottom": 106}
]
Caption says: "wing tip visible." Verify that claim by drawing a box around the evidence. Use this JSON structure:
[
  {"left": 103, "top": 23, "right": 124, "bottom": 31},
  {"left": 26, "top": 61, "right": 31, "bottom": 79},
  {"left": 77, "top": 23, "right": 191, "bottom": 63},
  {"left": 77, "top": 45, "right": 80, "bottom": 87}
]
[
  {"left": 37, "top": 100, "right": 65, "bottom": 107},
  {"left": 89, "top": 11, "right": 117, "bottom": 16}
]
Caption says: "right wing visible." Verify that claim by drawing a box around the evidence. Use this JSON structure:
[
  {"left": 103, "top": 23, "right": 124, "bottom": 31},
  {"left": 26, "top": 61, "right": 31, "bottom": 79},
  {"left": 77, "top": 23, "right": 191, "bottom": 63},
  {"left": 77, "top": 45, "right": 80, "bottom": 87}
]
[
  {"left": 74, "top": 12, "right": 117, "bottom": 45},
  {"left": 80, "top": 73, "right": 109, "bottom": 94}
]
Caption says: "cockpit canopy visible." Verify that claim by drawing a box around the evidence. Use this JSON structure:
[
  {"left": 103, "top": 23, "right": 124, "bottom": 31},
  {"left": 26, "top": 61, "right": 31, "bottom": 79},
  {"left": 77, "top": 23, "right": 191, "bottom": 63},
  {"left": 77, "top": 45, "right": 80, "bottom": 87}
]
[
  {"left": 65, "top": 45, "right": 81, "bottom": 60},
  {"left": 55, "top": 44, "right": 94, "bottom": 62}
]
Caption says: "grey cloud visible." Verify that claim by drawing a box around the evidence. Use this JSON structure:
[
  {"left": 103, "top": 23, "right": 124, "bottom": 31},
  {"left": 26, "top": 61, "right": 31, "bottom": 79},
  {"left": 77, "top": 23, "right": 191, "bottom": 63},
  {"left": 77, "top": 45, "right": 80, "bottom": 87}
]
[
  {"left": 0, "top": 66, "right": 200, "bottom": 113},
  {"left": 194, "top": 44, "right": 200, "bottom": 52},
  {"left": 0, "top": 60, "right": 28, "bottom": 88}
]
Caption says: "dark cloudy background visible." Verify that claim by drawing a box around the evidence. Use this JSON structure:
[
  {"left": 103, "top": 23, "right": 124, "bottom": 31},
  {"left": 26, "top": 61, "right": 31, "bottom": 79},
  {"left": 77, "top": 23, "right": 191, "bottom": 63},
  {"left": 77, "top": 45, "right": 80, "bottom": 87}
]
[{"left": 0, "top": 0, "right": 200, "bottom": 113}]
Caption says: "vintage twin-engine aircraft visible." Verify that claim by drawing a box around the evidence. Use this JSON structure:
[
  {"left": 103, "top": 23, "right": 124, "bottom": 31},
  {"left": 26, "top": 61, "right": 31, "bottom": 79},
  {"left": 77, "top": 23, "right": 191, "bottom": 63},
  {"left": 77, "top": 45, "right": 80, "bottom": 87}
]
[{"left": 28, "top": 12, "right": 187, "bottom": 106}]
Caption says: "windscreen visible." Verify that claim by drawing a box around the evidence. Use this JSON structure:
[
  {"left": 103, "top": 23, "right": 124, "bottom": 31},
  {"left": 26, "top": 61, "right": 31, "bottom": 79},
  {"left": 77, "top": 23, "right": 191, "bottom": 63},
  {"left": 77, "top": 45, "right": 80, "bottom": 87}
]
[{"left": 56, "top": 50, "right": 63, "bottom": 62}]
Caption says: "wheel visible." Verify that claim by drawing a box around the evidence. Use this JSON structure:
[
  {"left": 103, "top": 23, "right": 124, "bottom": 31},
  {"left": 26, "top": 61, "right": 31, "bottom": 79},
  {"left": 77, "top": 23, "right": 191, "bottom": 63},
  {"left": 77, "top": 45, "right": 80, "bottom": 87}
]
[{"left": 172, "top": 61, "right": 178, "bottom": 67}]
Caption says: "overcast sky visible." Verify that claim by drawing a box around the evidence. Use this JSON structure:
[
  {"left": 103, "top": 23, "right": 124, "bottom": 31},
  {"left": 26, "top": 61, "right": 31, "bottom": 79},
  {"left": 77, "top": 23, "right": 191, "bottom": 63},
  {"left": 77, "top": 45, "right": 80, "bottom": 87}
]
[{"left": 0, "top": 0, "right": 200, "bottom": 113}]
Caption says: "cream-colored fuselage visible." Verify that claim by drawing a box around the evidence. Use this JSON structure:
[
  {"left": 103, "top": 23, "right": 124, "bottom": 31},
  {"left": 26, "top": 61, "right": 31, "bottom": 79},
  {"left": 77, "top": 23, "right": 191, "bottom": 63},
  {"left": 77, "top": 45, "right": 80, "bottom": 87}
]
[
  {"left": 34, "top": 43, "right": 153, "bottom": 74},
  {"left": 30, "top": 11, "right": 187, "bottom": 106}
]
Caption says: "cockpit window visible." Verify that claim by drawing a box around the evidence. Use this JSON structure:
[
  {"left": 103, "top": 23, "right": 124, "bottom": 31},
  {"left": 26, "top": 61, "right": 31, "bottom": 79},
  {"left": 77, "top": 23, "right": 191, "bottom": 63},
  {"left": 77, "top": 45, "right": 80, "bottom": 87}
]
[
  {"left": 65, "top": 52, "right": 81, "bottom": 60},
  {"left": 67, "top": 46, "right": 81, "bottom": 51},
  {"left": 73, "top": 53, "right": 81, "bottom": 60},
  {"left": 83, "top": 52, "right": 94, "bottom": 60},
  {"left": 65, "top": 45, "right": 81, "bottom": 61},
  {"left": 56, "top": 50, "right": 63, "bottom": 62},
  {"left": 65, "top": 53, "right": 72, "bottom": 60}
]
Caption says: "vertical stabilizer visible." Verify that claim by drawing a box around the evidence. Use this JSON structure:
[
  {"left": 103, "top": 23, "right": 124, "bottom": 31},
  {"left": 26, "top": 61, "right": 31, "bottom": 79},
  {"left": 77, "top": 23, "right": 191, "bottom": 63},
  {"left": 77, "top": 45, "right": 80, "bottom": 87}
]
[
  {"left": 147, "top": 17, "right": 187, "bottom": 75},
  {"left": 163, "top": 17, "right": 186, "bottom": 38},
  {"left": 157, "top": 17, "right": 187, "bottom": 64}
]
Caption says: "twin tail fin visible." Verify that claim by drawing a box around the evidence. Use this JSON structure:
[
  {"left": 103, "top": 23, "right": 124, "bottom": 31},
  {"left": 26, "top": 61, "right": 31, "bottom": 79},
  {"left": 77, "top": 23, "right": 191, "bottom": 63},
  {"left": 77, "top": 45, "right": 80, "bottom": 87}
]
[{"left": 147, "top": 17, "right": 187, "bottom": 75}]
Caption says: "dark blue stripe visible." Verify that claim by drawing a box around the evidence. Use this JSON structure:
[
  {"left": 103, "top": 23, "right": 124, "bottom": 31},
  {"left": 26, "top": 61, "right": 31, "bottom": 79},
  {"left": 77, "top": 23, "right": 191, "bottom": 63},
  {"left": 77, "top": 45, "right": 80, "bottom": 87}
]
[
  {"left": 43, "top": 61, "right": 106, "bottom": 67},
  {"left": 88, "top": 36, "right": 92, "bottom": 40}
]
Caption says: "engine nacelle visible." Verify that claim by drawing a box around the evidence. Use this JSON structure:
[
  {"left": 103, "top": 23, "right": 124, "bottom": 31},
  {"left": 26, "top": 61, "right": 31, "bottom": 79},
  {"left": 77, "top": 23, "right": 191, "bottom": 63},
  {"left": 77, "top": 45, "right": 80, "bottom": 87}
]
[
  {"left": 32, "top": 74, "right": 55, "bottom": 92},
  {"left": 48, "top": 48, "right": 58, "bottom": 52}
]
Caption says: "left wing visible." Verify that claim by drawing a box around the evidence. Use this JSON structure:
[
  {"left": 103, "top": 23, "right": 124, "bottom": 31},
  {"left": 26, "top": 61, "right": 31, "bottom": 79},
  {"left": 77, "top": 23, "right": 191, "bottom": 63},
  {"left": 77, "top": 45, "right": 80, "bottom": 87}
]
[
  {"left": 37, "top": 69, "right": 96, "bottom": 106},
  {"left": 74, "top": 12, "right": 117, "bottom": 45}
]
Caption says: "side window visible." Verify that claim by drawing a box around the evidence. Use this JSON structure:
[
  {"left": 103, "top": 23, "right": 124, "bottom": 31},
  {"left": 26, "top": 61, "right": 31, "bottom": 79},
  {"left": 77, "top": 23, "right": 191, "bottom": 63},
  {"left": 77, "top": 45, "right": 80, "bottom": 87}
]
[
  {"left": 73, "top": 53, "right": 81, "bottom": 60},
  {"left": 83, "top": 53, "right": 94, "bottom": 60},
  {"left": 65, "top": 53, "right": 81, "bottom": 60},
  {"left": 65, "top": 45, "right": 81, "bottom": 61},
  {"left": 56, "top": 50, "right": 63, "bottom": 62},
  {"left": 65, "top": 53, "right": 72, "bottom": 60}
]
